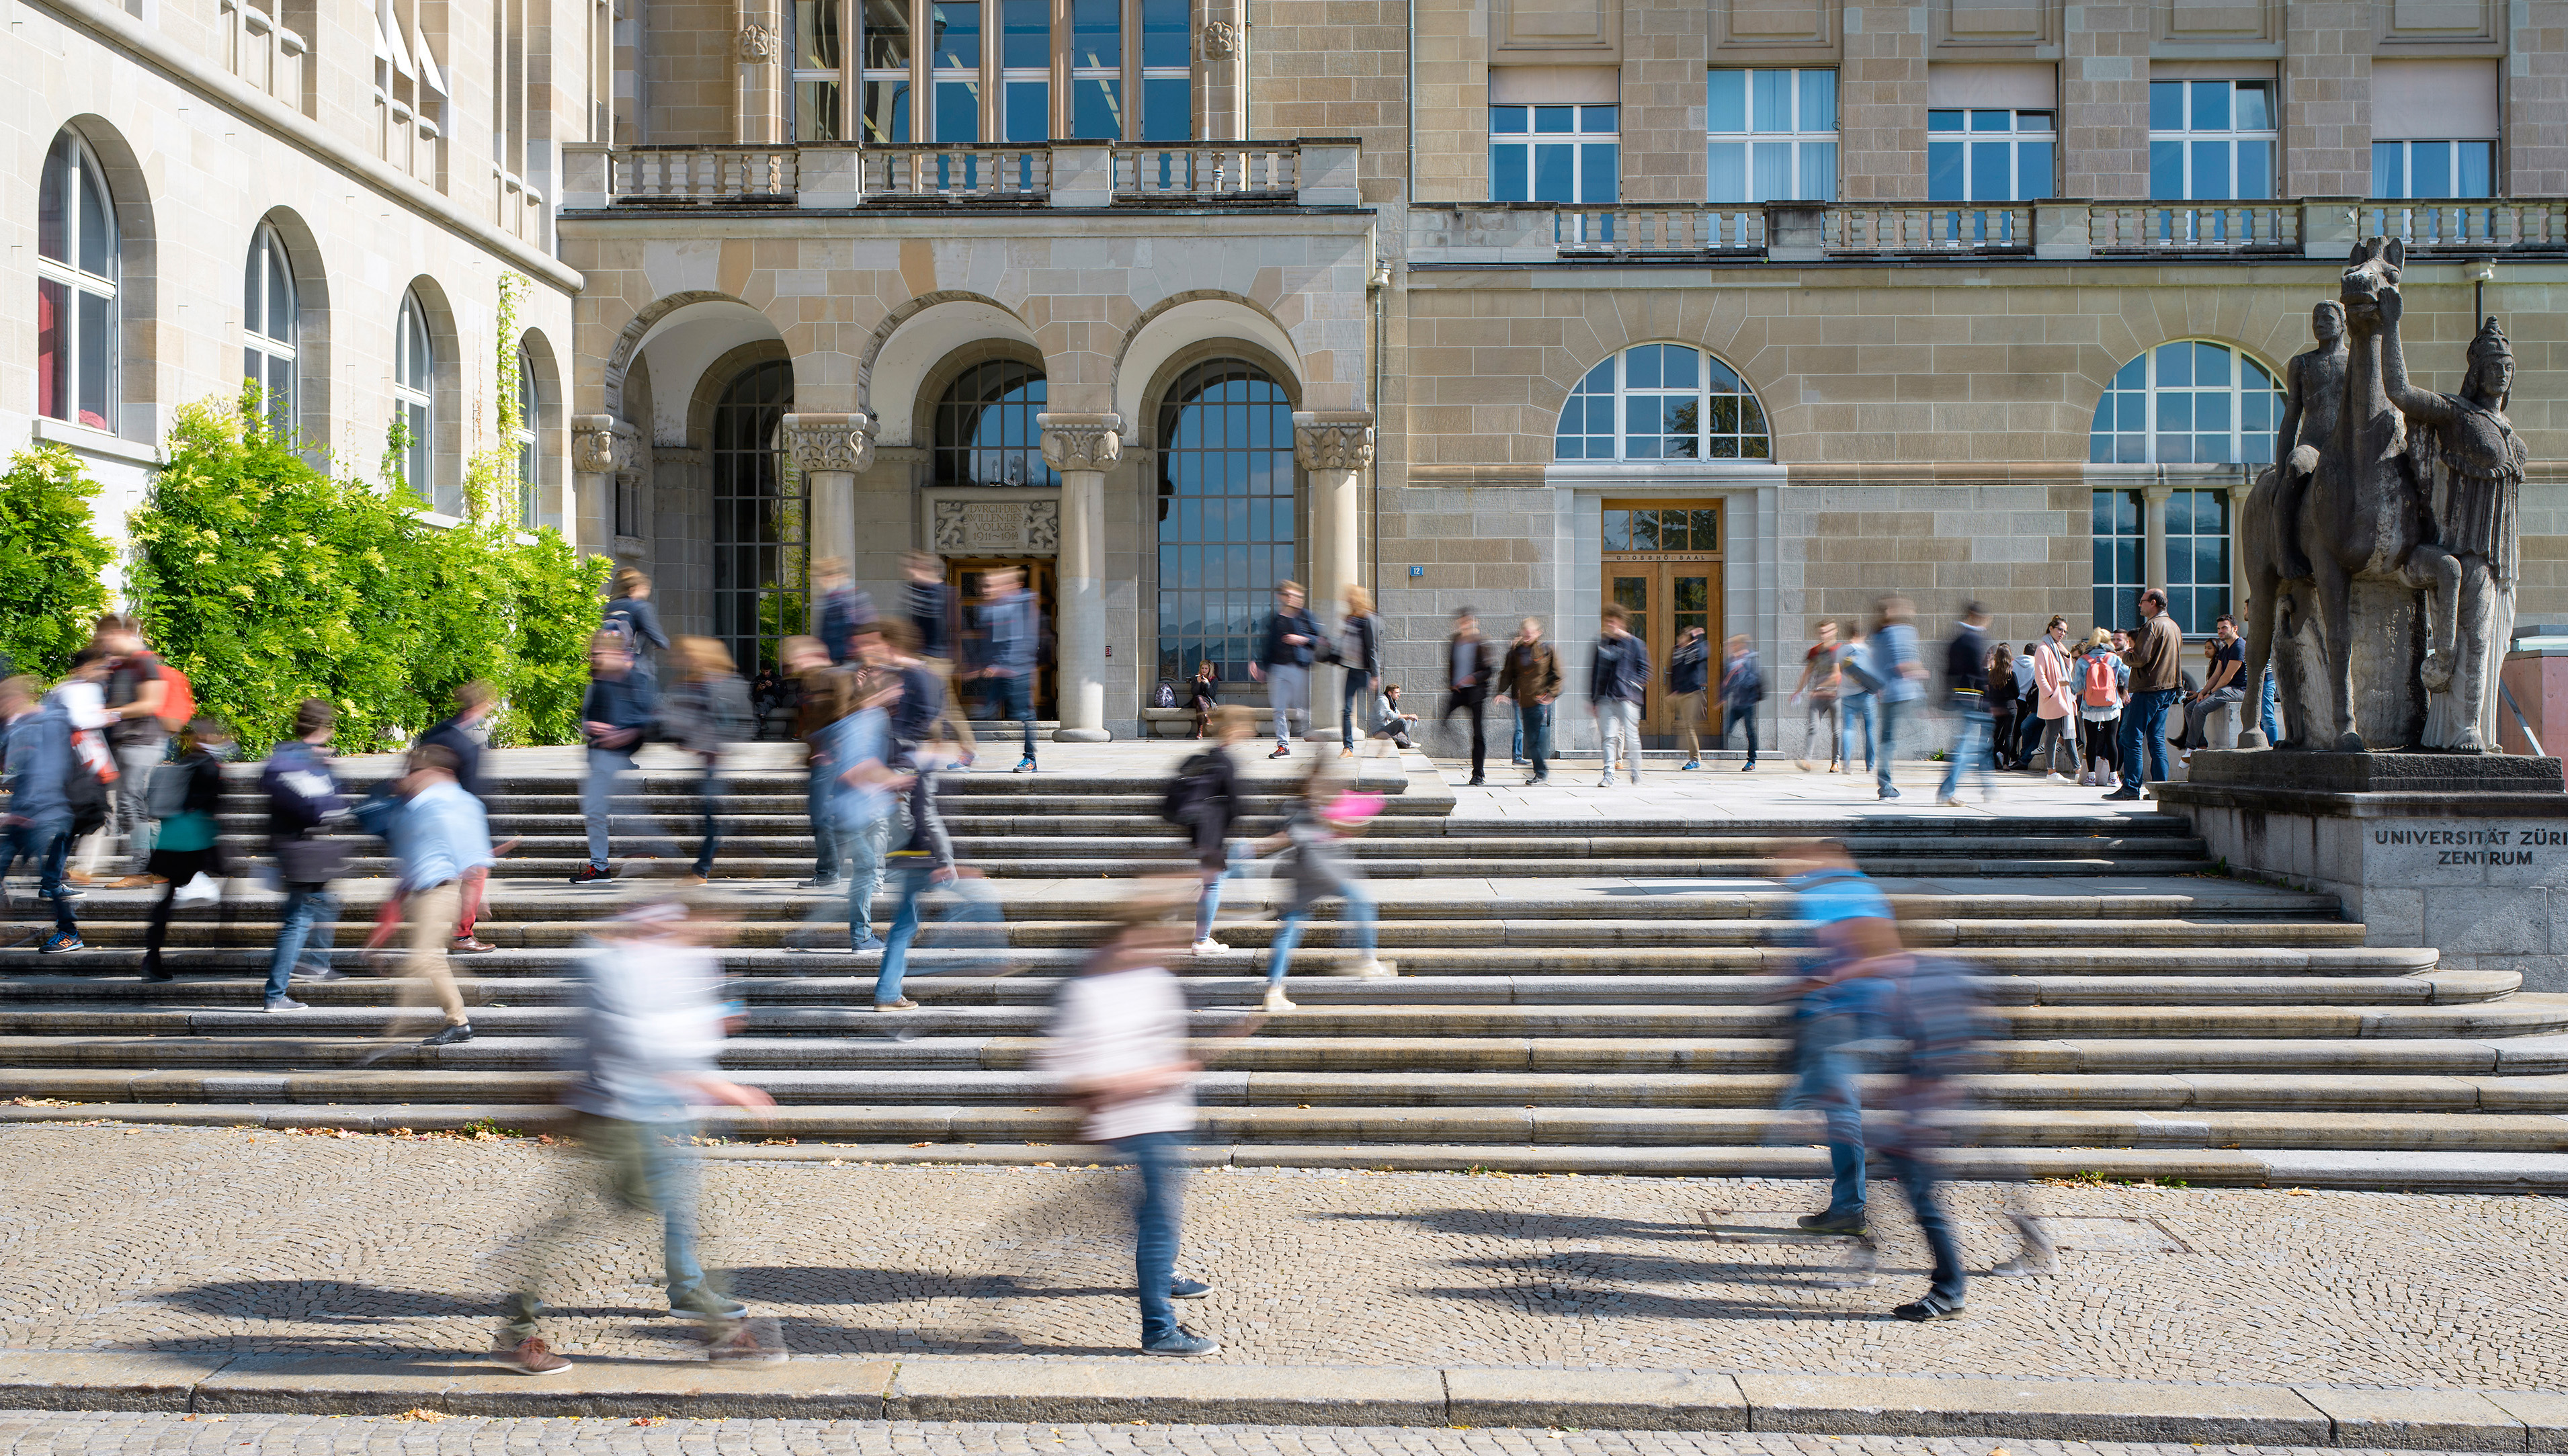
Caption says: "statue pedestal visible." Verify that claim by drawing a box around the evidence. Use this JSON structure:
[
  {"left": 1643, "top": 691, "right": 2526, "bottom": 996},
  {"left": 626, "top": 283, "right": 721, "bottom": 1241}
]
[{"left": 2154, "top": 752, "right": 2568, "bottom": 992}]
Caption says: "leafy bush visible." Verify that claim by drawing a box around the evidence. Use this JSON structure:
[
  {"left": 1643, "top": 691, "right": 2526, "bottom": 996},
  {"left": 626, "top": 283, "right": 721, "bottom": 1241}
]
[
  {"left": 126, "top": 397, "right": 605, "bottom": 753},
  {"left": 0, "top": 443, "right": 115, "bottom": 679}
]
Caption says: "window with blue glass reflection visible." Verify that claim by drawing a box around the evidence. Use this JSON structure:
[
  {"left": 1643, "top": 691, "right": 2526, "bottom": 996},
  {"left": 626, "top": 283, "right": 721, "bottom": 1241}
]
[
  {"left": 936, "top": 359, "right": 1057, "bottom": 487},
  {"left": 1555, "top": 344, "right": 1770, "bottom": 462},
  {"left": 1705, "top": 68, "right": 1836, "bottom": 203},
  {"left": 1157, "top": 363, "right": 1298, "bottom": 687},
  {"left": 2087, "top": 340, "right": 2283, "bottom": 467},
  {"left": 1490, "top": 103, "right": 1619, "bottom": 206},
  {"left": 2148, "top": 79, "right": 2273, "bottom": 200}
]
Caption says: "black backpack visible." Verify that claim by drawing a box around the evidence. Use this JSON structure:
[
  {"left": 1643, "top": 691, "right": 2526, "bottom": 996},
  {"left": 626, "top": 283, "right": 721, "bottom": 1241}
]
[
  {"left": 65, "top": 753, "right": 108, "bottom": 839},
  {"left": 1159, "top": 750, "right": 1219, "bottom": 827}
]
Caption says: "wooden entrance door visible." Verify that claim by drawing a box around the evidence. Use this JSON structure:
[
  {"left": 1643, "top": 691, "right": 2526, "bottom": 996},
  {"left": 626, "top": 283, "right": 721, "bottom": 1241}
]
[
  {"left": 946, "top": 557, "right": 1058, "bottom": 719},
  {"left": 1600, "top": 500, "right": 1724, "bottom": 742}
]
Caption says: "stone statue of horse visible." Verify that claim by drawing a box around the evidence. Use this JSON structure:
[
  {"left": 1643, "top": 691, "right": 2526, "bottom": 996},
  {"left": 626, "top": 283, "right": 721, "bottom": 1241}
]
[{"left": 2301, "top": 237, "right": 2449, "bottom": 751}]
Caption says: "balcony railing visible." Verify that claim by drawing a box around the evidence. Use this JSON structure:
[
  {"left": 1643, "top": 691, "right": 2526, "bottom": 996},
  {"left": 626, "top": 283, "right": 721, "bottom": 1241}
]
[
  {"left": 562, "top": 138, "right": 1360, "bottom": 211},
  {"left": 1410, "top": 197, "right": 2568, "bottom": 263}
]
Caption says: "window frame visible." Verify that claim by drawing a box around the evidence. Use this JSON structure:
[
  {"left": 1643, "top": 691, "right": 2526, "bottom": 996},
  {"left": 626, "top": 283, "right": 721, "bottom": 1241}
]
[
  {"left": 934, "top": 357, "right": 1059, "bottom": 487},
  {"left": 1705, "top": 67, "right": 1838, "bottom": 204},
  {"left": 2091, "top": 488, "right": 2145, "bottom": 633},
  {"left": 2161, "top": 486, "right": 2233, "bottom": 637},
  {"left": 513, "top": 347, "right": 540, "bottom": 529},
  {"left": 2086, "top": 339, "right": 2284, "bottom": 468},
  {"left": 1490, "top": 101, "right": 1620, "bottom": 210},
  {"left": 1926, "top": 108, "right": 2055, "bottom": 203},
  {"left": 1554, "top": 343, "right": 1772, "bottom": 464},
  {"left": 244, "top": 222, "right": 298, "bottom": 432},
  {"left": 824, "top": 0, "right": 1193, "bottom": 144},
  {"left": 35, "top": 130, "right": 120, "bottom": 435},
  {"left": 2147, "top": 78, "right": 2276, "bottom": 202},
  {"left": 393, "top": 288, "right": 444, "bottom": 510},
  {"left": 2370, "top": 138, "right": 2497, "bottom": 200},
  {"left": 1153, "top": 361, "right": 1301, "bottom": 689}
]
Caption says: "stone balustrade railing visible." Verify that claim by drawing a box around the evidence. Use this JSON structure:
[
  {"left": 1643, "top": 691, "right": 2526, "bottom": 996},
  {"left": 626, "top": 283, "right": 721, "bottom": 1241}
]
[
  {"left": 1408, "top": 196, "right": 2568, "bottom": 263},
  {"left": 561, "top": 138, "right": 1360, "bottom": 210}
]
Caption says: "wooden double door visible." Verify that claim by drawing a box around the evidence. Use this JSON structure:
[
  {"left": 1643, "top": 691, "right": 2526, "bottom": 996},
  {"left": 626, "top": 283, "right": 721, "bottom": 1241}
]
[
  {"left": 1600, "top": 499, "right": 1724, "bottom": 742},
  {"left": 944, "top": 556, "right": 1057, "bottom": 719}
]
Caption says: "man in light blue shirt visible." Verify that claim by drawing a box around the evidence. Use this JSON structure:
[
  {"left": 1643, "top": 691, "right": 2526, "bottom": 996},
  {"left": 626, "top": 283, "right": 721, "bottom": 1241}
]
[
  {"left": 387, "top": 744, "right": 493, "bottom": 1047},
  {"left": 1868, "top": 597, "right": 1928, "bottom": 800}
]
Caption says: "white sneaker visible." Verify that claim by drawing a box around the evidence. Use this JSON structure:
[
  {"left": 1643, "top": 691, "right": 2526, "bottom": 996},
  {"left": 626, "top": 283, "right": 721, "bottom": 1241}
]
[
  {"left": 1261, "top": 984, "right": 1297, "bottom": 1013},
  {"left": 1354, "top": 957, "right": 1399, "bottom": 980},
  {"left": 1596, "top": 776, "right": 1615, "bottom": 787},
  {"left": 1191, "top": 938, "right": 1225, "bottom": 954}
]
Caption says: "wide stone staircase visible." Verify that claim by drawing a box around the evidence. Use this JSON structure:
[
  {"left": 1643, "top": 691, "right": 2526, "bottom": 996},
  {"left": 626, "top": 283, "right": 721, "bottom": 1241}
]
[{"left": 3, "top": 752, "right": 2564, "bottom": 1189}]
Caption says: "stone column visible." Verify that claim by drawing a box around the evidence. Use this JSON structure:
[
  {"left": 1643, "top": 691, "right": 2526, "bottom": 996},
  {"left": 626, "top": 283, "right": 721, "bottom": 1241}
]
[
  {"left": 2142, "top": 483, "right": 2173, "bottom": 603},
  {"left": 2226, "top": 477, "right": 2256, "bottom": 626},
  {"left": 1198, "top": 0, "right": 1247, "bottom": 140},
  {"left": 1040, "top": 413, "right": 1122, "bottom": 742},
  {"left": 571, "top": 415, "right": 637, "bottom": 557},
  {"left": 1296, "top": 411, "right": 1376, "bottom": 741},
  {"left": 782, "top": 412, "right": 874, "bottom": 591},
  {"left": 734, "top": 1, "right": 782, "bottom": 144}
]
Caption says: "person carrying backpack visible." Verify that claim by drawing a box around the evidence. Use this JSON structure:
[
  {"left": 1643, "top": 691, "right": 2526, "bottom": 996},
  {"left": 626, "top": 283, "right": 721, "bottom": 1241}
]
[
  {"left": 1172, "top": 706, "right": 1252, "bottom": 955},
  {"left": 1259, "top": 763, "right": 1396, "bottom": 1011},
  {"left": 570, "top": 630, "right": 658, "bottom": 886},
  {"left": 94, "top": 616, "right": 173, "bottom": 888},
  {"left": 1667, "top": 627, "right": 1711, "bottom": 770},
  {"left": 138, "top": 717, "right": 235, "bottom": 983},
  {"left": 260, "top": 699, "right": 349, "bottom": 1012},
  {"left": 1719, "top": 634, "right": 1766, "bottom": 772},
  {"left": 1934, "top": 603, "right": 1995, "bottom": 807},
  {"left": 0, "top": 676, "right": 85, "bottom": 954},
  {"left": 418, "top": 681, "right": 500, "bottom": 953},
  {"left": 2075, "top": 628, "right": 2129, "bottom": 787},
  {"left": 659, "top": 638, "right": 753, "bottom": 884}
]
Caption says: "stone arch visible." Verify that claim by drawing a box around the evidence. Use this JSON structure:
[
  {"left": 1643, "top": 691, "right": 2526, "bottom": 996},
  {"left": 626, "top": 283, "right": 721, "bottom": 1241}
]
[
  {"left": 46, "top": 115, "right": 157, "bottom": 438},
  {"left": 859, "top": 292, "right": 1042, "bottom": 445},
  {"left": 398, "top": 273, "right": 466, "bottom": 509},
  {"left": 620, "top": 296, "right": 789, "bottom": 446},
  {"left": 517, "top": 325, "right": 565, "bottom": 529},
  {"left": 600, "top": 288, "right": 743, "bottom": 418},
  {"left": 253, "top": 205, "right": 332, "bottom": 449},
  {"left": 1132, "top": 336, "right": 1304, "bottom": 452},
  {"left": 2086, "top": 337, "right": 2288, "bottom": 468},
  {"left": 1548, "top": 339, "right": 1776, "bottom": 464},
  {"left": 1112, "top": 292, "right": 1306, "bottom": 433},
  {"left": 686, "top": 339, "right": 796, "bottom": 447}
]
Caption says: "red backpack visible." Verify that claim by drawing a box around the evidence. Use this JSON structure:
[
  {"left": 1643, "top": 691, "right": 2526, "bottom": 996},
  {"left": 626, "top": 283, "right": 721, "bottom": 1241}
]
[
  {"left": 153, "top": 660, "right": 198, "bottom": 732},
  {"left": 2081, "top": 652, "right": 2118, "bottom": 708}
]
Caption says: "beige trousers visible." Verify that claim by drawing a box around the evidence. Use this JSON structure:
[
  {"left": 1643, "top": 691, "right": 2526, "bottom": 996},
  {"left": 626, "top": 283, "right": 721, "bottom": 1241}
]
[
  {"left": 1668, "top": 690, "right": 1707, "bottom": 759},
  {"left": 401, "top": 880, "right": 468, "bottom": 1027},
  {"left": 918, "top": 654, "right": 979, "bottom": 756}
]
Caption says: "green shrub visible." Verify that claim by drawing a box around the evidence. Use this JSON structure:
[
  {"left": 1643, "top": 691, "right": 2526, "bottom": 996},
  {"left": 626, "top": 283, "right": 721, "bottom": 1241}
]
[
  {"left": 0, "top": 443, "right": 115, "bottom": 679},
  {"left": 126, "top": 396, "right": 604, "bottom": 754}
]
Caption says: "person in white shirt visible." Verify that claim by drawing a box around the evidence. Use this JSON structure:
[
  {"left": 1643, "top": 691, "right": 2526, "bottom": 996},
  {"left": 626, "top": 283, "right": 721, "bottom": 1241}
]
[{"left": 1038, "top": 902, "right": 1220, "bottom": 1357}]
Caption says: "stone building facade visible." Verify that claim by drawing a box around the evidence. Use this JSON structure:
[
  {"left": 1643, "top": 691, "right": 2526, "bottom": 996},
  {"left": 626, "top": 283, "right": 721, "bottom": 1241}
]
[{"left": 18, "top": 0, "right": 2568, "bottom": 753}]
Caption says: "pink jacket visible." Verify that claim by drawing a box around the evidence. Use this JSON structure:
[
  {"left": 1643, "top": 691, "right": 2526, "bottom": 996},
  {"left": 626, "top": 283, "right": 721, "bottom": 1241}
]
[{"left": 2031, "top": 637, "right": 2076, "bottom": 720}]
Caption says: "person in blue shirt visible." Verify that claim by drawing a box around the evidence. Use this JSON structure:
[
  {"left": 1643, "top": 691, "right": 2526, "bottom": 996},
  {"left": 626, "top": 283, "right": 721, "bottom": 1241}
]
[
  {"left": 0, "top": 677, "right": 83, "bottom": 954},
  {"left": 571, "top": 631, "right": 659, "bottom": 885},
  {"left": 1867, "top": 596, "right": 1930, "bottom": 800},
  {"left": 384, "top": 744, "right": 494, "bottom": 1047},
  {"left": 973, "top": 566, "right": 1041, "bottom": 773}
]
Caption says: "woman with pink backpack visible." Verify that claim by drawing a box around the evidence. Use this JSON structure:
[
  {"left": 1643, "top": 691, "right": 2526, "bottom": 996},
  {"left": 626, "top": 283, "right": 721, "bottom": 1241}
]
[{"left": 2073, "top": 628, "right": 2130, "bottom": 787}]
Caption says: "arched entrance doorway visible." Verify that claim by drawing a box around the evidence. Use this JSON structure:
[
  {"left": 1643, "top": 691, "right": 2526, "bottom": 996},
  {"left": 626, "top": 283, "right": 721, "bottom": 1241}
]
[
  {"left": 710, "top": 359, "right": 802, "bottom": 673},
  {"left": 1155, "top": 362, "right": 1298, "bottom": 689}
]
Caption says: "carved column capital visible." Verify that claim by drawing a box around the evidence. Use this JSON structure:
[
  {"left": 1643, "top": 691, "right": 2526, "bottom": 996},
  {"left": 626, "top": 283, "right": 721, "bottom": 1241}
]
[
  {"left": 1038, "top": 413, "right": 1124, "bottom": 473},
  {"left": 2140, "top": 481, "right": 2176, "bottom": 504},
  {"left": 1292, "top": 411, "right": 1376, "bottom": 472},
  {"left": 1200, "top": 18, "right": 1237, "bottom": 56},
  {"left": 780, "top": 412, "right": 876, "bottom": 474},
  {"left": 735, "top": 20, "right": 777, "bottom": 61},
  {"left": 572, "top": 415, "right": 638, "bottom": 474}
]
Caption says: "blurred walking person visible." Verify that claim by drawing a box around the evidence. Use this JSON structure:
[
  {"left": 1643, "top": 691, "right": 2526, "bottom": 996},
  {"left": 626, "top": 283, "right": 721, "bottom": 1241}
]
[
  {"left": 659, "top": 638, "right": 753, "bottom": 884},
  {"left": 1667, "top": 626, "right": 1710, "bottom": 770},
  {"left": 874, "top": 621, "right": 993, "bottom": 1011},
  {"left": 1789, "top": 621, "right": 1841, "bottom": 772},
  {"left": 1780, "top": 839, "right": 1895, "bottom": 1238},
  {"left": 570, "top": 630, "right": 657, "bottom": 886},
  {"left": 95, "top": 616, "right": 171, "bottom": 889},
  {"left": 976, "top": 566, "right": 1042, "bottom": 773},
  {"left": 1440, "top": 607, "right": 1497, "bottom": 786},
  {"left": 382, "top": 744, "right": 489, "bottom": 1047},
  {"left": 137, "top": 718, "right": 235, "bottom": 984},
  {"left": 1260, "top": 767, "right": 1396, "bottom": 1011},
  {"left": 2026, "top": 617, "right": 2078, "bottom": 781},
  {"left": 1501, "top": 617, "right": 1561, "bottom": 785},
  {"left": 1172, "top": 707, "right": 1253, "bottom": 955},
  {"left": 1249, "top": 580, "right": 1317, "bottom": 760},
  {"left": 2075, "top": 629, "right": 2129, "bottom": 786},
  {"left": 827, "top": 643, "right": 911, "bottom": 957},
  {"left": 1935, "top": 602, "right": 1995, "bottom": 807},
  {"left": 790, "top": 635, "right": 856, "bottom": 889},
  {"left": 2108, "top": 588, "right": 2182, "bottom": 800},
  {"left": 812, "top": 558, "right": 873, "bottom": 669},
  {"left": 0, "top": 676, "right": 85, "bottom": 954},
  {"left": 49, "top": 648, "right": 116, "bottom": 882},
  {"left": 1336, "top": 586, "right": 1382, "bottom": 759},
  {"left": 1719, "top": 633, "right": 1764, "bottom": 772},
  {"left": 492, "top": 899, "right": 782, "bottom": 1374},
  {"left": 904, "top": 551, "right": 977, "bottom": 763},
  {"left": 1835, "top": 621, "right": 1878, "bottom": 778},
  {"left": 1589, "top": 605, "right": 1651, "bottom": 787},
  {"left": 260, "top": 699, "right": 349, "bottom": 1012},
  {"left": 1868, "top": 597, "right": 1928, "bottom": 801},
  {"left": 601, "top": 568, "right": 673, "bottom": 687},
  {"left": 419, "top": 682, "right": 499, "bottom": 952},
  {"left": 1985, "top": 643, "right": 2018, "bottom": 771},
  {"left": 1036, "top": 896, "right": 1220, "bottom": 1357}
]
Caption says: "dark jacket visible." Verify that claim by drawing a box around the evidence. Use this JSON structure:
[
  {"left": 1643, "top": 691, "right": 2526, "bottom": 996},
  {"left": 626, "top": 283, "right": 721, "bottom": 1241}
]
[
  {"left": 581, "top": 673, "right": 658, "bottom": 743},
  {"left": 1189, "top": 743, "right": 1243, "bottom": 867},
  {"left": 1445, "top": 633, "right": 1498, "bottom": 701},
  {"left": 1188, "top": 671, "right": 1220, "bottom": 711},
  {"left": 2130, "top": 612, "right": 2183, "bottom": 693},
  {"left": 891, "top": 662, "right": 945, "bottom": 746},
  {"left": 659, "top": 675, "right": 752, "bottom": 755},
  {"left": 417, "top": 716, "right": 487, "bottom": 802},
  {"left": 1944, "top": 623, "right": 1989, "bottom": 704},
  {"left": 1668, "top": 635, "right": 1711, "bottom": 696},
  {"left": 1338, "top": 613, "right": 1382, "bottom": 677},
  {"left": 1721, "top": 648, "right": 1766, "bottom": 707},
  {"left": 601, "top": 596, "right": 670, "bottom": 652},
  {"left": 1, "top": 703, "right": 75, "bottom": 823},
  {"left": 1589, "top": 632, "right": 1653, "bottom": 704},
  {"left": 981, "top": 589, "right": 1040, "bottom": 673},
  {"left": 1259, "top": 607, "right": 1320, "bottom": 669},
  {"left": 907, "top": 579, "right": 952, "bottom": 660},
  {"left": 261, "top": 738, "right": 346, "bottom": 848},
  {"left": 1501, "top": 640, "right": 1563, "bottom": 705}
]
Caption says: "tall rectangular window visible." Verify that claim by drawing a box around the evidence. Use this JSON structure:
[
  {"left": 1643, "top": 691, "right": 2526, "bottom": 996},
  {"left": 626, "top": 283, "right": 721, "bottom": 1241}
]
[
  {"left": 2164, "top": 487, "right": 2233, "bottom": 636},
  {"left": 999, "top": 0, "right": 1046, "bottom": 142},
  {"left": 1490, "top": 103, "right": 1619, "bottom": 206},
  {"left": 858, "top": 0, "right": 910, "bottom": 142},
  {"left": 2092, "top": 490, "right": 2143, "bottom": 632},
  {"left": 1927, "top": 108, "right": 2053, "bottom": 201},
  {"left": 1140, "top": 0, "right": 1190, "bottom": 140},
  {"left": 792, "top": 0, "right": 843, "bottom": 139},
  {"left": 2149, "top": 79, "right": 2274, "bottom": 200},
  {"left": 1706, "top": 69, "right": 1835, "bottom": 202},
  {"left": 2372, "top": 140, "right": 2495, "bottom": 198}
]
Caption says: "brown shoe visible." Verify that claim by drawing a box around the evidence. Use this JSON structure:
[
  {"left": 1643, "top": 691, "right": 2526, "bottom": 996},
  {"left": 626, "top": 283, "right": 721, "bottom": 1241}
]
[
  {"left": 874, "top": 997, "right": 919, "bottom": 1012},
  {"left": 110, "top": 875, "right": 163, "bottom": 890},
  {"left": 708, "top": 1323, "right": 789, "bottom": 1365},
  {"left": 66, "top": 871, "right": 97, "bottom": 887},
  {"left": 448, "top": 937, "right": 495, "bottom": 953},
  {"left": 491, "top": 1335, "right": 571, "bottom": 1375}
]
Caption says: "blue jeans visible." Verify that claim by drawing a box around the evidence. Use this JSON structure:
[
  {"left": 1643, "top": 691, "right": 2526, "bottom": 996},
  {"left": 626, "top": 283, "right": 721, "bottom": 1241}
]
[
  {"left": 843, "top": 812, "right": 894, "bottom": 951},
  {"left": 876, "top": 855, "right": 1001, "bottom": 1004},
  {"left": 264, "top": 883, "right": 338, "bottom": 1001},
  {"left": 1874, "top": 696, "right": 1911, "bottom": 791},
  {"left": 1788, "top": 977, "right": 1882, "bottom": 1222},
  {"left": 583, "top": 746, "right": 636, "bottom": 867},
  {"left": 991, "top": 671, "right": 1036, "bottom": 761},
  {"left": 505, "top": 1115, "right": 734, "bottom": 1342},
  {"left": 1194, "top": 840, "right": 1243, "bottom": 941},
  {"left": 1884, "top": 1147, "right": 1966, "bottom": 1305},
  {"left": 1268, "top": 882, "right": 1376, "bottom": 984},
  {"left": 1518, "top": 701, "right": 1554, "bottom": 778},
  {"left": 2260, "top": 668, "right": 2281, "bottom": 742},
  {"left": 1112, "top": 1129, "right": 1187, "bottom": 1346},
  {"left": 806, "top": 759, "right": 841, "bottom": 880},
  {"left": 1341, "top": 670, "right": 1372, "bottom": 749},
  {"left": 1721, "top": 702, "right": 1759, "bottom": 762},
  {"left": 1837, "top": 693, "right": 1875, "bottom": 771},
  {"left": 1936, "top": 705, "right": 1994, "bottom": 800},
  {"left": 692, "top": 763, "right": 723, "bottom": 876},
  {"left": 2, "top": 815, "right": 77, "bottom": 935},
  {"left": 2118, "top": 688, "right": 2178, "bottom": 789}
]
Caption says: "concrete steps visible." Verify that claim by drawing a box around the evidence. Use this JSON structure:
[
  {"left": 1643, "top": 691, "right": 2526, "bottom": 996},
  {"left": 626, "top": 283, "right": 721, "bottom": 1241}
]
[{"left": 3, "top": 753, "right": 2557, "bottom": 1183}]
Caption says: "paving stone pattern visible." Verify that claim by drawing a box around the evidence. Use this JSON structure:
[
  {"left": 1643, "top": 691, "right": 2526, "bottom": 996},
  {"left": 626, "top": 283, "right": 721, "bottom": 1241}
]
[
  {"left": 0, "top": 1126, "right": 2559, "bottom": 1391},
  {"left": 0, "top": 1412, "right": 2523, "bottom": 1456}
]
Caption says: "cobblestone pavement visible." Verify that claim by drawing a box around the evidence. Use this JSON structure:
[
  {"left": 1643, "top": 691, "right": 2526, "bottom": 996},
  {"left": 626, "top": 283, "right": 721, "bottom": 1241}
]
[
  {"left": 0, "top": 1414, "right": 2523, "bottom": 1456},
  {"left": 1, "top": 1125, "right": 2559, "bottom": 1389}
]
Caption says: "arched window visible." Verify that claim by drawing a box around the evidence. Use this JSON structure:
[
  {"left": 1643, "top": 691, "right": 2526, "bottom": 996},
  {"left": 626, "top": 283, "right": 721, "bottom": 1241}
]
[
  {"left": 244, "top": 223, "right": 297, "bottom": 429},
  {"left": 712, "top": 360, "right": 804, "bottom": 673},
  {"left": 393, "top": 289, "right": 443, "bottom": 509},
  {"left": 1155, "top": 362, "right": 1296, "bottom": 685},
  {"left": 512, "top": 347, "right": 539, "bottom": 527},
  {"left": 1555, "top": 343, "right": 1770, "bottom": 462},
  {"left": 36, "top": 130, "right": 119, "bottom": 432},
  {"left": 934, "top": 358, "right": 1057, "bottom": 486},
  {"left": 2087, "top": 339, "right": 2284, "bottom": 466}
]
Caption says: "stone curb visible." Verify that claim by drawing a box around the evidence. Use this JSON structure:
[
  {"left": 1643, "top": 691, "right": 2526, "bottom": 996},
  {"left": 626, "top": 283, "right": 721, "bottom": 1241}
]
[{"left": 0, "top": 1351, "right": 2560, "bottom": 1447}]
